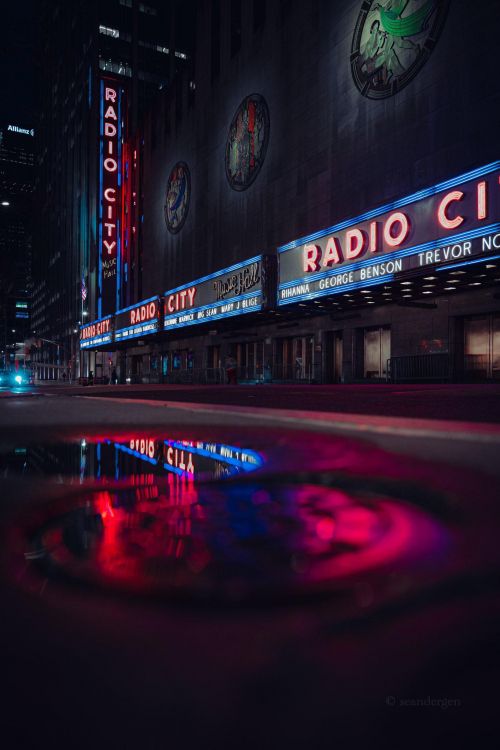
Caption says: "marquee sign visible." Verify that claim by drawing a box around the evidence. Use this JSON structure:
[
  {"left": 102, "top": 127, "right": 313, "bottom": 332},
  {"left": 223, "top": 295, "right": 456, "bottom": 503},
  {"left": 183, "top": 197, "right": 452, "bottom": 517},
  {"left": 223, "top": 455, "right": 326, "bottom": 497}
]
[
  {"left": 163, "top": 256, "right": 269, "bottom": 331},
  {"left": 80, "top": 315, "right": 113, "bottom": 349},
  {"left": 278, "top": 161, "right": 500, "bottom": 305},
  {"left": 115, "top": 296, "right": 161, "bottom": 342},
  {"left": 98, "top": 78, "right": 124, "bottom": 316},
  {"left": 113, "top": 437, "right": 262, "bottom": 480}
]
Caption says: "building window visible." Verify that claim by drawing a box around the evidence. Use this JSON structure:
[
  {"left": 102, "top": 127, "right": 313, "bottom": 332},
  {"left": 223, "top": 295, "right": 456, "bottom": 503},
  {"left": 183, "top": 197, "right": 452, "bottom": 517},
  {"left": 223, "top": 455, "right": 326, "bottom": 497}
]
[
  {"left": 138, "top": 40, "right": 187, "bottom": 58},
  {"left": 253, "top": 0, "right": 266, "bottom": 30},
  {"left": 139, "top": 3, "right": 157, "bottom": 15},
  {"left": 211, "top": 0, "right": 220, "bottom": 81},
  {"left": 99, "top": 24, "right": 120, "bottom": 39},
  {"left": 230, "top": 0, "right": 242, "bottom": 57},
  {"left": 99, "top": 58, "right": 132, "bottom": 77}
]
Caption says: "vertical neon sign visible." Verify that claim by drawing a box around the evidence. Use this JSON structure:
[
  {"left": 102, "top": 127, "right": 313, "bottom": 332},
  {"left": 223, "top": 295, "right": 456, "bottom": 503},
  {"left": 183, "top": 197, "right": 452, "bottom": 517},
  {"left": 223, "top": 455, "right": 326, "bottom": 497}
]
[{"left": 99, "top": 78, "right": 124, "bottom": 316}]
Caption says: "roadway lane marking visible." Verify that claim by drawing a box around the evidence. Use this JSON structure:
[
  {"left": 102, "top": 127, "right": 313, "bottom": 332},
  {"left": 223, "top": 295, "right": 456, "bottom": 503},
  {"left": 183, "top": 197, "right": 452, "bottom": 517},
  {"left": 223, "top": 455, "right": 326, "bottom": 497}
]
[{"left": 77, "top": 396, "right": 500, "bottom": 444}]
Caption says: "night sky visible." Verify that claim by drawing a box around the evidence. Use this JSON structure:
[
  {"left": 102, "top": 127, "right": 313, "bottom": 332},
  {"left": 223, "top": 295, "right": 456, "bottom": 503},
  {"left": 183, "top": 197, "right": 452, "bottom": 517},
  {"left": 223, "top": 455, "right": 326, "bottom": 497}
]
[{"left": 0, "top": 2, "right": 36, "bottom": 127}]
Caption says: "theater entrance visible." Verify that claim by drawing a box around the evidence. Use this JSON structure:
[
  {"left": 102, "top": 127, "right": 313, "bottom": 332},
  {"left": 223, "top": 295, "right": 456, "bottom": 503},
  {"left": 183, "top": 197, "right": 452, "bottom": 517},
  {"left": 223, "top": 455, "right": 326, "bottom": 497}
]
[
  {"left": 463, "top": 314, "right": 500, "bottom": 380},
  {"left": 236, "top": 341, "right": 264, "bottom": 381},
  {"left": 275, "top": 336, "right": 315, "bottom": 381},
  {"left": 325, "top": 331, "right": 343, "bottom": 383},
  {"left": 363, "top": 326, "right": 391, "bottom": 380}
]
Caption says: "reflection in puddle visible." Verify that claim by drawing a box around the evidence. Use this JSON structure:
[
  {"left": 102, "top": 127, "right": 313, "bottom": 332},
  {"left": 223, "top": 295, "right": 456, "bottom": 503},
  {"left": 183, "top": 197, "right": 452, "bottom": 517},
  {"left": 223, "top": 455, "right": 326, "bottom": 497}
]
[
  {"left": 28, "top": 479, "right": 445, "bottom": 602},
  {"left": 87, "top": 437, "right": 263, "bottom": 482},
  {"left": 2, "top": 431, "right": 449, "bottom": 603},
  {"left": 1, "top": 436, "right": 263, "bottom": 483}
]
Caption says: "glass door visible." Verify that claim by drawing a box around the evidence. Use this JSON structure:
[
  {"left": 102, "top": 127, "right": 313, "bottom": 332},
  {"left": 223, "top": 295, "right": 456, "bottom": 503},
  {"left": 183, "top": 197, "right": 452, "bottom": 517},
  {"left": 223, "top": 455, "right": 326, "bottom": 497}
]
[
  {"left": 364, "top": 326, "right": 391, "bottom": 379},
  {"left": 293, "top": 337, "right": 314, "bottom": 381},
  {"left": 464, "top": 314, "right": 500, "bottom": 379}
]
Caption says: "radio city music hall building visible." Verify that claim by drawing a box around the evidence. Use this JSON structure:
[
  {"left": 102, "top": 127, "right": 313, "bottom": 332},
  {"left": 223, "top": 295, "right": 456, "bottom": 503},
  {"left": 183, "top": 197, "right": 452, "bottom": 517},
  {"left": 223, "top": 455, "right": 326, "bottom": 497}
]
[{"left": 80, "top": 0, "right": 500, "bottom": 384}]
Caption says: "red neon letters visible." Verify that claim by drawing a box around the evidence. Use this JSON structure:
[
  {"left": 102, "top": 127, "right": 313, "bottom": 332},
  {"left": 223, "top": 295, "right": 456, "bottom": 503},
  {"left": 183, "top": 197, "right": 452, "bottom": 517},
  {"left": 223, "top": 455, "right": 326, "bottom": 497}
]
[
  {"left": 166, "top": 287, "right": 197, "bottom": 313},
  {"left": 437, "top": 190, "right": 465, "bottom": 230},
  {"left": 130, "top": 439, "right": 155, "bottom": 459},
  {"left": 102, "top": 85, "right": 119, "bottom": 257},
  {"left": 477, "top": 181, "right": 487, "bottom": 220},
  {"left": 345, "top": 228, "right": 367, "bottom": 259},
  {"left": 383, "top": 212, "right": 411, "bottom": 247},
  {"left": 302, "top": 212, "right": 410, "bottom": 271},
  {"left": 301, "top": 172, "right": 500, "bottom": 274},
  {"left": 80, "top": 318, "right": 111, "bottom": 341},
  {"left": 130, "top": 301, "right": 158, "bottom": 325}
]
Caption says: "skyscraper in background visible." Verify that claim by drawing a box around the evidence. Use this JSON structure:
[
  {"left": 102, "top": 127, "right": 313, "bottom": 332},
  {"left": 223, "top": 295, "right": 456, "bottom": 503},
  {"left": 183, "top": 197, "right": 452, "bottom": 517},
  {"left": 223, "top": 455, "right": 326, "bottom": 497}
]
[
  {"left": 31, "top": 0, "right": 194, "bottom": 380},
  {"left": 0, "top": 123, "right": 34, "bottom": 370}
]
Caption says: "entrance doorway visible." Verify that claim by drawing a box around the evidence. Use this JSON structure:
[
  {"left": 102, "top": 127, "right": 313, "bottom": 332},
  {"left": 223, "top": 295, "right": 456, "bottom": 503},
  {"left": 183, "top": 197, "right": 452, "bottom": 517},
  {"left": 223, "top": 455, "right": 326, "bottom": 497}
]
[
  {"left": 237, "top": 341, "right": 264, "bottom": 381},
  {"left": 275, "top": 336, "right": 314, "bottom": 381},
  {"left": 364, "top": 326, "right": 390, "bottom": 379},
  {"left": 206, "top": 345, "right": 222, "bottom": 383},
  {"left": 464, "top": 314, "right": 500, "bottom": 380},
  {"left": 325, "top": 331, "right": 343, "bottom": 383}
]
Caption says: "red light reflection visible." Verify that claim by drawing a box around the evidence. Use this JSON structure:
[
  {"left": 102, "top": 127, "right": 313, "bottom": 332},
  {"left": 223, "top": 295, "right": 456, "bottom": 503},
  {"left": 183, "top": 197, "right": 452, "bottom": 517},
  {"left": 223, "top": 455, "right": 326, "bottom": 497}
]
[{"left": 34, "top": 478, "right": 445, "bottom": 600}]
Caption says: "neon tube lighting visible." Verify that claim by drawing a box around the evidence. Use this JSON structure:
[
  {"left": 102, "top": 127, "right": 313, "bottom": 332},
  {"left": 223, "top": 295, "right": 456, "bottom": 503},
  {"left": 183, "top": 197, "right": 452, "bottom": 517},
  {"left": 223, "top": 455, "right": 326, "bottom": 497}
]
[
  {"left": 278, "top": 222, "right": 500, "bottom": 290},
  {"left": 163, "top": 255, "right": 262, "bottom": 295},
  {"left": 278, "top": 161, "right": 500, "bottom": 253}
]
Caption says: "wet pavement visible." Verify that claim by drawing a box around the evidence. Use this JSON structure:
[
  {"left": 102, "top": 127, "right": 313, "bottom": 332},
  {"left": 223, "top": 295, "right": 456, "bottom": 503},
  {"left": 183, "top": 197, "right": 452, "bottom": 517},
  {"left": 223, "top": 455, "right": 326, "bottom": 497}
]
[{"left": 1, "top": 393, "right": 499, "bottom": 746}]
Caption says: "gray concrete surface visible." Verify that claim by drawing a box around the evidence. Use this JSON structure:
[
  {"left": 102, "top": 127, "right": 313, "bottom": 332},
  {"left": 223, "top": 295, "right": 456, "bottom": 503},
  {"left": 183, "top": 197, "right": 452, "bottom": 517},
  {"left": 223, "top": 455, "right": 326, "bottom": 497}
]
[{"left": 1, "top": 393, "right": 500, "bottom": 476}]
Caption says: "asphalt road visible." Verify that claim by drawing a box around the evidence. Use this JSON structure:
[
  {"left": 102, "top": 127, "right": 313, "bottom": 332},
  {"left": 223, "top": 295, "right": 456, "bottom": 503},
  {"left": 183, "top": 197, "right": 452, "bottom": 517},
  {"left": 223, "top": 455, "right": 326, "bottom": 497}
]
[
  {"left": 1, "top": 387, "right": 499, "bottom": 747},
  {"left": 3, "top": 383, "right": 498, "bottom": 475}
]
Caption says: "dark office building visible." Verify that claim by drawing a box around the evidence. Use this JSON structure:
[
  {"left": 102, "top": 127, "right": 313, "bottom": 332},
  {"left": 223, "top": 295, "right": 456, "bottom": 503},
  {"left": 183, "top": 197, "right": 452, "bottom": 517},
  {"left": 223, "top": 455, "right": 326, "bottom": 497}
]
[
  {"left": 81, "top": 0, "right": 500, "bottom": 384},
  {"left": 32, "top": 0, "right": 194, "bottom": 380},
  {"left": 0, "top": 123, "right": 34, "bottom": 370}
]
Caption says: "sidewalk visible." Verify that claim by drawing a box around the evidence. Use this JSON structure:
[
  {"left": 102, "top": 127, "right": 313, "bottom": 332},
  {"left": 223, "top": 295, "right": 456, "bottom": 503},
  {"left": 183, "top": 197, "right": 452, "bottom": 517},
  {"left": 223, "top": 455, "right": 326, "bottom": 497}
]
[{"left": 32, "top": 381, "right": 500, "bottom": 424}]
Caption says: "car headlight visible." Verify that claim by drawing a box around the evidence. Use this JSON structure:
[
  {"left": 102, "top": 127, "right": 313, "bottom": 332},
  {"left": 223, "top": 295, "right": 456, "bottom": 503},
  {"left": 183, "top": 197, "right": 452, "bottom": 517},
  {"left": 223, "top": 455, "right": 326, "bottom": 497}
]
[{"left": 14, "top": 375, "right": 23, "bottom": 385}]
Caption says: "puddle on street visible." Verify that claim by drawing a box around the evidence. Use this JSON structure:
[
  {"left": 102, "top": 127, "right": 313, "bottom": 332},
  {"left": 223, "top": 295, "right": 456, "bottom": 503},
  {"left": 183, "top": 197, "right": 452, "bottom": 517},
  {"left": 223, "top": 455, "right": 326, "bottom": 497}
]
[
  {"left": 0, "top": 436, "right": 263, "bottom": 482},
  {"left": 0, "top": 430, "right": 453, "bottom": 604}
]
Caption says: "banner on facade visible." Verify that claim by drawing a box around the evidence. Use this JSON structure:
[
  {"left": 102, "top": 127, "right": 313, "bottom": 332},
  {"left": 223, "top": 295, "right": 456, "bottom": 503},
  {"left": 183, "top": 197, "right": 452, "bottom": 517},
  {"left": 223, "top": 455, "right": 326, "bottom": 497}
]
[
  {"left": 80, "top": 315, "right": 113, "bottom": 349},
  {"left": 98, "top": 77, "right": 125, "bottom": 316},
  {"left": 163, "top": 255, "right": 274, "bottom": 331},
  {"left": 115, "top": 296, "right": 161, "bottom": 342}
]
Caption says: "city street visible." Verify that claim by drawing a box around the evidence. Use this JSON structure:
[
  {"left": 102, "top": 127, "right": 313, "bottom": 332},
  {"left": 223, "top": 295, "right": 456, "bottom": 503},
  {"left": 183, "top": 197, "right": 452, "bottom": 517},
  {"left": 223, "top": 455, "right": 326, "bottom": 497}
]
[
  {"left": 2, "top": 0, "right": 500, "bottom": 746},
  {"left": 1, "top": 385, "right": 499, "bottom": 745}
]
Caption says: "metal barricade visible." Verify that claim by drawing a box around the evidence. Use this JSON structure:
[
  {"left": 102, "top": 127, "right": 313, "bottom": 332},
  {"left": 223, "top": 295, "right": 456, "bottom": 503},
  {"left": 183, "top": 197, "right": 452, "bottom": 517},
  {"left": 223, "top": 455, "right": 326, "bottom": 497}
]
[{"left": 388, "top": 353, "right": 450, "bottom": 383}]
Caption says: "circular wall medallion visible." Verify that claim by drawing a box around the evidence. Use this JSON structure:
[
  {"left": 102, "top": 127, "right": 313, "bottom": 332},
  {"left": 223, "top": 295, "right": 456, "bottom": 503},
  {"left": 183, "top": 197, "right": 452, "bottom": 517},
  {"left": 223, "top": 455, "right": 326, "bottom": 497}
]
[
  {"left": 351, "top": 0, "right": 449, "bottom": 99},
  {"left": 225, "top": 94, "right": 270, "bottom": 191},
  {"left": 164, "top": 161, "right": 190, "bottom": 233}
]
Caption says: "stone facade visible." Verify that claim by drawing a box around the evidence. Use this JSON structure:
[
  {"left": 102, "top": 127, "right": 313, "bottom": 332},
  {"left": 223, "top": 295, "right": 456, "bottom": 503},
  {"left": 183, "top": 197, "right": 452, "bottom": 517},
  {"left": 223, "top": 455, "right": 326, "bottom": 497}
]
[{"left": 91, "top": 0, "right": 500, "bottom": 383}]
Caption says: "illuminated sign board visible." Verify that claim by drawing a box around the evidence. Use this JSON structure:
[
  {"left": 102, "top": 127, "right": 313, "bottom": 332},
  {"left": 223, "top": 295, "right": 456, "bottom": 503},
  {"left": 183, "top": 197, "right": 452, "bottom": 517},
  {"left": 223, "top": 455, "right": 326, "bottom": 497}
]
[
  {"left": 164, "top": 256, "right": 269, "bottom": 330},
  {"left": 278, "top": 161, "right": 500, "bottom": 305},
  {"left": 115, "top": 296, "right": 161, "bottom": 342},
  {"left": 80, "top": 315, "right": 113, "bottom": 349},
  {"left": 7, "top": 124, "right": 34, "bottom": 136},
  {"left": 98, "top": 78, "right": 124, "bottom": 316}
]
